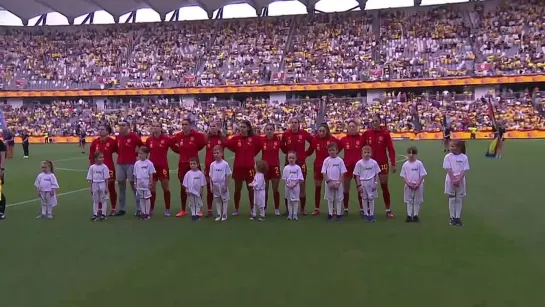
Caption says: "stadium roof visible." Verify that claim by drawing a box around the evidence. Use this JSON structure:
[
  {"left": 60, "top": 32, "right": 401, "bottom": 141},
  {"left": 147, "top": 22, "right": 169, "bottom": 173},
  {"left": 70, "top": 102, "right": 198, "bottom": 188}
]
[{"left": 0, "top": 0, "right": 468, "bottom": 25}]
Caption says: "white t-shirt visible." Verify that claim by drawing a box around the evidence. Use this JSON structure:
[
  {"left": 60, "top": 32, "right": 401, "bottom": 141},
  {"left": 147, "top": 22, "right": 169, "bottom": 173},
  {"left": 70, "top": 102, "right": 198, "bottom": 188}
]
[
  {"left": 321, "top": 156, "right": 347, "bottom": 182},
  {"left": 282, "top": 164, "right": 304, "bottom": 201},
  {"left": 34, "top": 172, "right": 60, "bottom": 192},
  {"left": 183, "top": 170, "right": 207, "bottom": 196},
  {"left": 209, "top": 159, "right": 232, "bottom": 198},
  {"left": 400, "top": 160, "right": 427, "bottom": 185},
  {"left": 133, "top": 159, "right": 156, "bottom": 190},
  {"left": 442, "top": 153, "right": 470, "bottom": 180},
  {"left": 87, "top": 164, "right": 110, "bottom": 183},
  {"left": 354, "top": 158, "right": 381, "bottom": 181}
]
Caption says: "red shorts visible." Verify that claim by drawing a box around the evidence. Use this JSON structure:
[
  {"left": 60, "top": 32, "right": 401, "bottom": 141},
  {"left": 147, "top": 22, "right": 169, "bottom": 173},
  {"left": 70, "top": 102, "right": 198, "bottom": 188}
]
[
  {"left": 204, "top": 163, "right": 212, "bottom": 178},
  {"left": 177, "top": 164, "right": 201, "bottom": 181},
  {"left": 153, "top": 166, "right": 170, "bottom": 181},
  {"left": 378, "top": 163, "right": 389, "bottom": 175},
  {"left": 266, "top": 165, "right": 281, "bottom": 180},
  {"left": 345, "top": 164, "right": 356, "bottom": 178},
  {"left": 232, "top": 166, "right": 255, "bottom": 182}
]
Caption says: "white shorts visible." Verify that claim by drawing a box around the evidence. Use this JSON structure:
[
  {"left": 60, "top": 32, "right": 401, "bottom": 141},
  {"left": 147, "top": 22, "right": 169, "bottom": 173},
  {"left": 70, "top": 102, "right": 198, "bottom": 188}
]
[
  {"left": 91, "top": 182, "right": 109, "bottom": 202},
  {"left": 39, "top": 191, "right": 57, "bottom": 207},
  {"left": 444, "top": 178, "right": 466, "bottom": 197},
  {"left": 324, "top": 181, "right": 344, "bottom": 201},
  {"left": 403, "top": 184, "right": 424, "bottom": 203},
  {"left": 136, "top": 189, "right": 151, "bottom": 200},
  {"left": 359, "top": 180, "right": 378, "bottom": 200}
]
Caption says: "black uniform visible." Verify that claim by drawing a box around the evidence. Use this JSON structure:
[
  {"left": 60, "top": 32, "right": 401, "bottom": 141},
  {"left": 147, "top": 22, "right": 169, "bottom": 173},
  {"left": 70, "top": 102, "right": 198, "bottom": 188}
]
[
  {"left": 444, "top": 127, "right": 451, "bottom": 140},
  {"left": 22, "top": 133, "right": 30, "bottom": 157},
  {"left": 0, "top": 140, "right": 6, "bottom": 218}
]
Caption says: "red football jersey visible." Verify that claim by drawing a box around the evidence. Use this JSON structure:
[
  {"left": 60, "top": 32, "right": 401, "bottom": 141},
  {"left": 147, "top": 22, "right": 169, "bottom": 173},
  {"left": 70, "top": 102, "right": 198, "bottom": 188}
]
[
  {"left": 116, "top": 133, "right": 143, "bottom": 165},
  {"left": 172, "top": 130, "right": 206, "bottom": 165},
  {"left": 145, "top": 134, "right": 175, "bottom": 168},
  {"left": 89, "top": 137, "right": 117, "bottom": 169},
  {"left": 362, "top": 128, "right": 396, "bottom": 166},
  {"left": 261, "top": 135, "right": 283, "bottom": 167},
  {"left": 307, "top": 135, "right": 342, "bottom": 168},
  {"left": 340, "top": 134, "right": 363, "bottom": 166},
  {"left": 224, "top": 134, "right": 262, "bottom": 168},
  {"left": 281, "top": 129, "right": 313, "bottom": 162}
]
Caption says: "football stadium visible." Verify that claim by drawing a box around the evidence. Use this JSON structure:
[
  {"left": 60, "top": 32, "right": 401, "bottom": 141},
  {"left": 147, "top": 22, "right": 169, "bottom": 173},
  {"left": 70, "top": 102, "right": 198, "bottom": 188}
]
[{"left": 1, "top": 0, "right": 545, "bottom": 306}]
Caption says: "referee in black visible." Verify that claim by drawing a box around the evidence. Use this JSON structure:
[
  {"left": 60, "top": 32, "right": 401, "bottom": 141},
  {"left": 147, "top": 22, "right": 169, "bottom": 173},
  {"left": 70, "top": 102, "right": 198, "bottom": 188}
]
[
  {"left": 0, "top": 138, "right": 6, "bottom": 219},
  {"left": 22, "top": 130, "right": 29, "bottom": 158}
]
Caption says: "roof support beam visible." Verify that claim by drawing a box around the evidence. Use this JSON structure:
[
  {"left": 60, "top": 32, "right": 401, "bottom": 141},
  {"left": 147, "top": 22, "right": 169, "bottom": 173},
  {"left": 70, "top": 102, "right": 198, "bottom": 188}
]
[
  {"left": 195, "top": 0, "right": 213, "bottom": 18},
  {"left": 124, "top": 11, "right": 136, "bottom": 23},
  {"left": 33, "top": 14, "right": 47, "bottom": 26},
  {"left": 346, "top": 5, "right": 359, "bottom": 12},
  {"left": 358, "top": 0, "right": 367, "bottom": 10},
  {"left": 169, "top": 9, "right": 179, "bottom": 22},
  {"left": 214, "top": 8, "right": 223, "bottom": 19},
  {"left": 414, "top": 0, "right": 421, "bottom": 6},
  {"left": 80, "top": 12, "right": 95, "bottom": 25}
]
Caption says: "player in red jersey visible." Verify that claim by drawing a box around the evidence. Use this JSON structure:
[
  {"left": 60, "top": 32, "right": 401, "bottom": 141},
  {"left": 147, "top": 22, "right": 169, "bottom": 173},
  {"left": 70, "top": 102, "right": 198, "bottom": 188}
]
[
  {"left": 146, "top": 122, "right": 176, "bottom": 217},
  {"left": 261, "top": 123, "right": 283, "bottom": 216},
  {"left": 362, "top": 116, "right": 396, "bottom": 218},
  {"left": 224, "top": 120, "right": 262, "bottom": 216},
  {"left": 340, "top": 120, "right": 364, "bottom": 215},
  {"left": 172, "top": 118, "right": 206, "bottom": 217},
  {"left": 204, "top": 121, "right": 225, "bottom": 217},
  {"left": 89, "top": 124, "right": 118, "bottom": 215},
  {"left": 281, "top": 117, "right": 313, "bottom": 215},
  {"left": 306, "top": 123, "right": 342, "bottom": 215},
  {"left": 114, "top": 121, "right": 144, "bottom": 216}
]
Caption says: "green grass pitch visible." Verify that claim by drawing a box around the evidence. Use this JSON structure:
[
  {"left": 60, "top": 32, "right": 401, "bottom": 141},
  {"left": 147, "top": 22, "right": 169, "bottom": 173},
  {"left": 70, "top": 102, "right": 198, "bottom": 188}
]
[{"left": 1, "top": 140, "right": 545, "bottom": 307}]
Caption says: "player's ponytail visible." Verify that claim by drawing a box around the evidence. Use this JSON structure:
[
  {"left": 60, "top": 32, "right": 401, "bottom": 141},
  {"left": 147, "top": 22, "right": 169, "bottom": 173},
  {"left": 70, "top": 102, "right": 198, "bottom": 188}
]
[{"left": 242, "top": 120, "right": 254, "bottom": 137}]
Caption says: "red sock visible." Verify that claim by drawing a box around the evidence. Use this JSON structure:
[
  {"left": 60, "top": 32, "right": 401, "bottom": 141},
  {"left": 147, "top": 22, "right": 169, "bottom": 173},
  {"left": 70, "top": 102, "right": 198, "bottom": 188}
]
[
  {"left": 164, "top": 190, "right": 171, "bottom": 210},
  {"left": 207, "top": 188, "right": 213, "bottom": 212},
  {"left": 301, "top": 196, "right": 306, "bottom": 212},
  {"left": 358, "top": 191, "right": 363, "bottom": 210},
  {"left": 248, "top": 189, "right": 254, "bottom": 210},
  {"left": 108, "top": 182, "right": 117, "bottom": 210},
  {"left": 180, "top": 189, "right": 187, "bottom": 211},
  {"left": 381, "top": 183, "right": 391, "bottom": 210},
  {"left": 150, "top": 191, "right": 157, "bottom": 211},
  {"left": 314, "top": 186, "right": 321, "bottom": 210},
  {"left": 273, "top": 191, "right": 280, "bottom": 210},
  {"left": 343, "top": 193, "right": 349, "bottom": 210},
  {"left": 234, "top": 189, "right": 241, "bottom": 210}
]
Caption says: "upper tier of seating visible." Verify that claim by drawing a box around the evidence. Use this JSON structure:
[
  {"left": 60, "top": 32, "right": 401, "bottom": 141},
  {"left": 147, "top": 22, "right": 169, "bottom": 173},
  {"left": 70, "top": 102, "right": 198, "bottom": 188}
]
[{"left": 1, "top": 0, "right": 543, "bottom": 90}]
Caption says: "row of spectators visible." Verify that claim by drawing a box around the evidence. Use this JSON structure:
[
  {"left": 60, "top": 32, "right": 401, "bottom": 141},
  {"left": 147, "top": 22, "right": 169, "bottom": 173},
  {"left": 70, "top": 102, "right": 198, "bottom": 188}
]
[
  {"left": 2, "top": 91, "right": 542, "bottom": 137},
  {"left": 1, "top": 0, "right": 544, "bottom": 90}
]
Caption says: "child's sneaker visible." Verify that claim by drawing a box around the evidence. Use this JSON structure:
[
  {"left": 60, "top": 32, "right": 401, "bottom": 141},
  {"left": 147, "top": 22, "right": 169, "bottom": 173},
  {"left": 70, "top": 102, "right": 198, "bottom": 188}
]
[
  {"left": 293, "top": 215, "right": 298, "bottom": 221},
  {"left": 412, "top": 216, "right": 420, "bottom": 223},
  {"left": 456, "top": 218, "right": 463, "bottom": 226},
  {"left": 406, "top": 215, "right": 412, "bottom": 223},
  {"left": 91, "top": 215, "right": 99, "bottom": 221},
  {"left": 326, "top": 214, "right": 333, "bottom": 221},
  {"left": 164, "top": 210, "right": 171, "bottom": 217},
  {"left": 258, "top": 216, "right": 265, "bottom": 221},
  {"left": 221, "top": 214, "right": 228, "bottom": 221},
  {"left": 0, "top": 213, "right": 4, "bottom": 220},
  {"left": 143, "top": 215, "right": 151, "bottom": 221},
  {"left": 336, "top": 215, "right": 343, "bottom": 222},
  {"left": 99, "top": 214, "right": 107, "bottom": 221},
  {"left": 370, "top": 215, "right": 376, "bottom": 223},
  {"left": 215, "top": 215, "right": 222, "bottom": 221},
  {"left": 249, "top": 216, "right": 256, "bottom": 221},
  {"left": 135, "top": 211, "right": 142, "bottom": 218},
  {"left": 232, "top": 210, "right": 240, "bottom": 216},
  {"left": 287, "top": 216, "right": 293, "bottom": 220},
  {"left": 274, "top": 209, "right": 280, "bottom": 216},
  {"left": 47, "top": 215, "right": 53, "bottom": 219},
  {"left": 449, "top": 218, "right": 455, "bottom": 226}
]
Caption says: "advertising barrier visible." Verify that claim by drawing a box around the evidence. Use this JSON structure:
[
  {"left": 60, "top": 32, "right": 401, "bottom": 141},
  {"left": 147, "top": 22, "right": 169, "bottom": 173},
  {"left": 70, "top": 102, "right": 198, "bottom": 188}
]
[
  {"left": 11, "top": 130, "right": 545, "bottom": 144},
  {"left": 2, "top": 75, "right": 545, "bottom": 98}
]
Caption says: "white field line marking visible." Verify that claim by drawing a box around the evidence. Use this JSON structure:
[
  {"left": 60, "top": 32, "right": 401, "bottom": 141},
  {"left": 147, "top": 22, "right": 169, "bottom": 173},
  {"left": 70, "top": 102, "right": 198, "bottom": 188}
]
[
  {"left": 52, "top": 156, "right": 87, "bottom": 163},
  {"left": 7, "top": 188, "right": 90, "bottom": 208},
  {"left": 397, "top": 154, "right": 408, "bottom": 163}
]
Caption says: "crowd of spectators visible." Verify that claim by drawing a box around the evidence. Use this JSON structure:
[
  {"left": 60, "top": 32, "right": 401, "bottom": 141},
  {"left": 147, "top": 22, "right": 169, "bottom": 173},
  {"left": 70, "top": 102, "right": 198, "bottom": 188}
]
[
  {"left": 1, "top": 0, "right": 545, "bottom": 90},
  {"left": 2, "top": 90, "right": 543, "bottom": 137}
]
